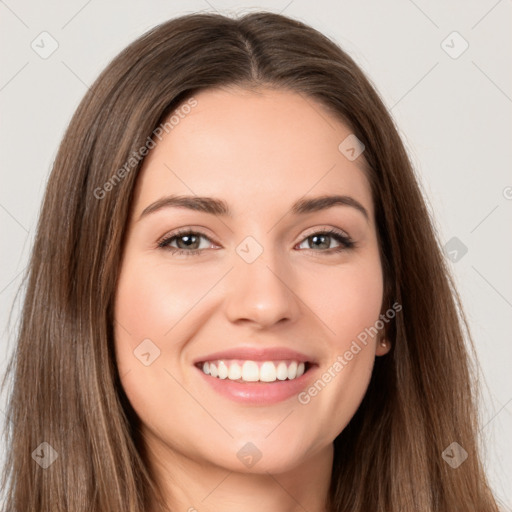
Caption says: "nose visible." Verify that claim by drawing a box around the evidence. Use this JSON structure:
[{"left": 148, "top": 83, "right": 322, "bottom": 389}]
[{"left": 223, "top": 249, "right": 301, "bottom": 329}]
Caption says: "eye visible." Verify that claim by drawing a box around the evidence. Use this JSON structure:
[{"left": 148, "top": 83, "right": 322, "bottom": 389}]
[
  {"left": 157, "top": 229, "right": 215, "bottom": 256},
  {"left": 296, "top": 228, "right": 355, "bottom": 253},
  {"left": 157, "top": 227, "right": 355, "bottom": 257}
]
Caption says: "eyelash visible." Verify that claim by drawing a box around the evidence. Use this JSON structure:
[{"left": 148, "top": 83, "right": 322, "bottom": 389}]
[{"left": 157, "top": 227, "right": 356, "bottom": 257}]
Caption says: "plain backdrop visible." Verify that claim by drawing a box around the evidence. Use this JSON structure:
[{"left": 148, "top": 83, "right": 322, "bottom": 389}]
[{"left": 1, "top": 0, "right": 511, "bottom": 509}]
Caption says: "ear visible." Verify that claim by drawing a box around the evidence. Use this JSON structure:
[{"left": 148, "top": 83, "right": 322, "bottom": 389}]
[{"left": 375, "top": 337, "right": 392, "bottom": 356}]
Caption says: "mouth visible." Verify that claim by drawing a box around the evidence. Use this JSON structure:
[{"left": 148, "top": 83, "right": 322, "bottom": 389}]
[
  {"left": 194, "top": 359, "right": 315, "bottom": 383},
  {"left": 193, "top": 347, "right": 319, "bottom": 404}
]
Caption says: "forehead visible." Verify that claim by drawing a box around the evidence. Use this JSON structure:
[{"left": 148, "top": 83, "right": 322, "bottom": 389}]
[{"left": 132, "top": 86, "right": 373, "bottom": 221}]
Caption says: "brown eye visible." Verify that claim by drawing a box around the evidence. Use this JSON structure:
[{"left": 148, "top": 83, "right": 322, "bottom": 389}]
[
  {"left": 297, "top": 229, "right": 354, "bottom": 252},
  {"left": 158, "top": 230, "right": 213, "bottom": 256}
]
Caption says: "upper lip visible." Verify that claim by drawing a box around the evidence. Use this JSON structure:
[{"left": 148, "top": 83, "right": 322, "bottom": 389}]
[{"left": 194, "top": 346, "right": 317, "bottom": 364}]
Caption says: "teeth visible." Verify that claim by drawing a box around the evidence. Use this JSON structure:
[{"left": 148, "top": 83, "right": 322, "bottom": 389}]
[
  {"left": 228, "top": 362, "right": 242, "bottom": 380},
  {"left": 199, "top": 359, "right": 309, "bottom": 383},
  {"left": 288, "top": 361, "right": 297, "bottom": 379},
  {"left": 217, "top": 361, "right": 228, "bottom": 379},
  {"left": 259, "top": 361, "right": 276, "bottom": 382},
  {"left": 276, "top": 362, "right": 288, "bottom": 380},
  {"left": 242, "top": 361, "right": 259, "bottom": 382}
]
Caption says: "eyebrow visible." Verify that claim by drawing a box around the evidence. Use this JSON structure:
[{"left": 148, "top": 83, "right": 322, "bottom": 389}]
[{"left": 138, "top": 194, "right": 369, "bottom": 222}]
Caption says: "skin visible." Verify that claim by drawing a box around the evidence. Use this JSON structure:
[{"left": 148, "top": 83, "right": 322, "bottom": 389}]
[{"left": 114, "top": 86, "right": 390, "bottom": 512}]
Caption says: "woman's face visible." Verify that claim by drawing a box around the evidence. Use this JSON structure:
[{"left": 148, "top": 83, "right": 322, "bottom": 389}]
[{"left": 114, "top": 86, "right": 389, "bottom": 476}]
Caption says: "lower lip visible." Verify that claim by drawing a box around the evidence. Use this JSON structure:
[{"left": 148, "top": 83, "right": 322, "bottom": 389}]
[{"left": 195, "top": 364, "right": 317, "bottom": 405}]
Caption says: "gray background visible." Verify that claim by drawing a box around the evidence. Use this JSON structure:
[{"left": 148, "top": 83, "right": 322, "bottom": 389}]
[{"left": 1, "top": 0, "right": 511, "bottom": 509}]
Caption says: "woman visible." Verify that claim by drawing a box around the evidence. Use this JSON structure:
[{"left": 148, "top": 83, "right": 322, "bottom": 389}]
[{"left": 0, "top": 11, "right": 500, "bottom": 512}]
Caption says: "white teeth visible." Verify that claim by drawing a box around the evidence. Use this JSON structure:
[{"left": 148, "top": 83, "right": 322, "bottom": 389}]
[
  {"left": 199, "top": 359, "right": 309, "bottom": 383},
  {"left": 259, "top": 361, "right": 277, "bottom": 382},
  {"left": 227, "top": 362, "right": 242, "bottom": 380},
  {"left": 288, "top": 361, "right": 297, "bottom": 379},
  {"left": 217, "top": 361, "right": 228, "bottom": 379},
  {"left": 276, "top": 362, "right": 288, "bottom": 381},
  {"left": 241, "top": 361, "right": 259, "bottom": 382}
]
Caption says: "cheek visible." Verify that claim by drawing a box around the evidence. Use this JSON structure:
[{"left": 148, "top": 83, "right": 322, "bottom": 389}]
[
  {"left": 296, "top": 253, "right": 383, "bottom": 433},
  {"left": 309, "top": 255, "right": 384, "bottom": 346},
  {"left": 112, "top": 252, "right": 228, "bottom": 395},
  {"left": 112, "top": 256, "right": 202, "bottom": 432},
  {"left": 113, "top": 256, "right": 180, "bottom": 383},
  {"left": 114, "top": 256, "right": 215, "bottom": 345}
]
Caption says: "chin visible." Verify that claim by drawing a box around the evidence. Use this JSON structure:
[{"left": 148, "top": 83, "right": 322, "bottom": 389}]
[
  {"left": 223, "top": 452, "right": 308, "bottom": 476},
  {"left": 203, "top": 436, "right": 317, "bottom": 476}
]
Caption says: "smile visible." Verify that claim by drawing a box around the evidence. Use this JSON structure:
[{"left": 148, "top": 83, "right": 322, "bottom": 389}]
[{"left": 197, "top": 359, "right": 310, "bottom": 383}]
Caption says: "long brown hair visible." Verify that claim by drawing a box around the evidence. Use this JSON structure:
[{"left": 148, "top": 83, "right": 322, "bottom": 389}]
[{"left": 0, "top": 11, "right": 500, "bottom": 512}]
